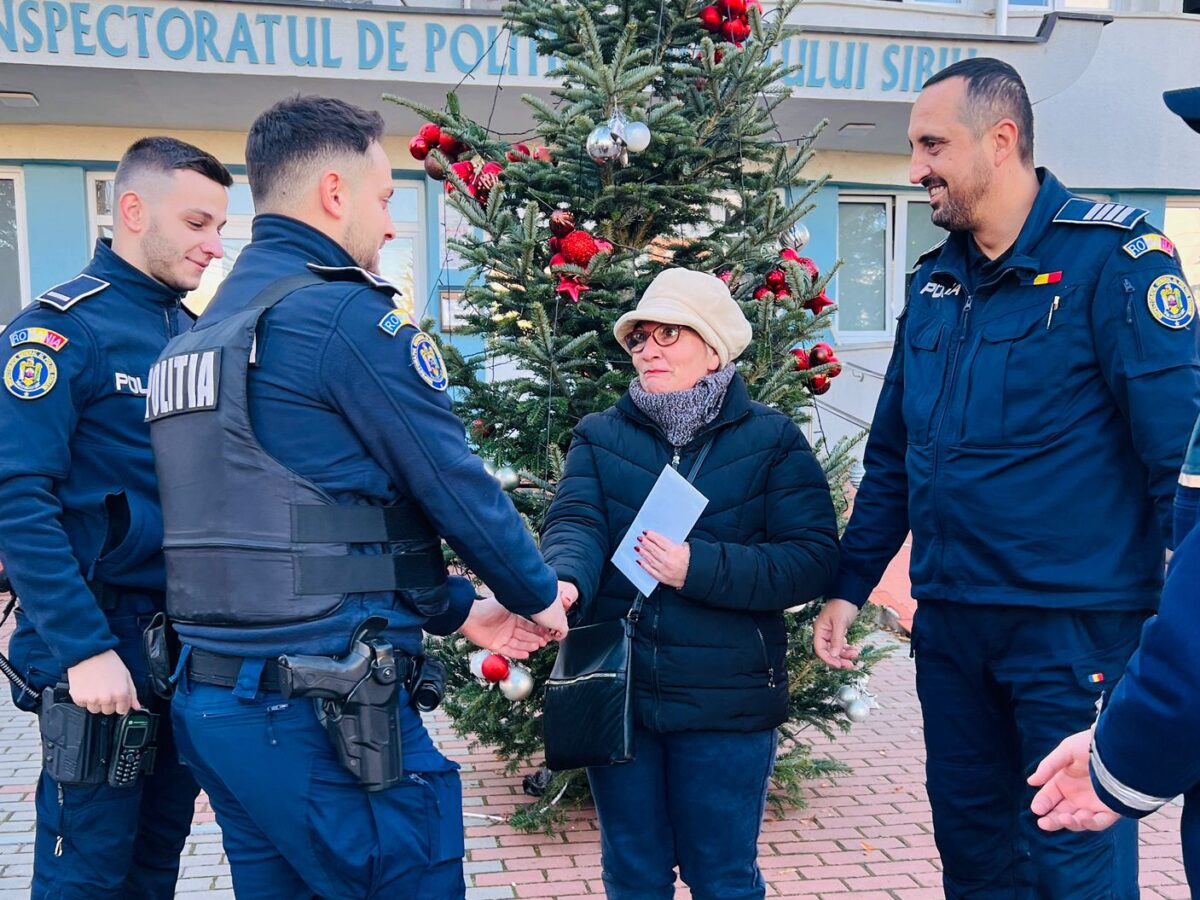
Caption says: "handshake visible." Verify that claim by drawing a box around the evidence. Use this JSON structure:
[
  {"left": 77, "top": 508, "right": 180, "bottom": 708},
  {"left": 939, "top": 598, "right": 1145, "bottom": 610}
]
[{"left": 459, "top": 580, "right": 579, "bottom": 660}]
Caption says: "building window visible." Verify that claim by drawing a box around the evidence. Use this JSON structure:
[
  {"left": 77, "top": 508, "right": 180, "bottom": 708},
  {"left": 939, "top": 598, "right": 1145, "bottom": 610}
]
[
  {"left": 835, "top": 193, "right": 945, "bottom": 342},
  {"left": 0, "top": 169, "right": 30, "bottom": 327},
  {"left": 88, "top": 174, "right": 425, "bottom": 316},
  {"left": 1166, "top": 199, "right": 1200, "bottom": 294}
]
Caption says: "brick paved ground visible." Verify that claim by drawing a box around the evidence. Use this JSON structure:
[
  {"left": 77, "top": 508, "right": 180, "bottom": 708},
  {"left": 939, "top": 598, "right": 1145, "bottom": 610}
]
[{"left": 0, "top": 619, "right": 1188, "bottom": 899}]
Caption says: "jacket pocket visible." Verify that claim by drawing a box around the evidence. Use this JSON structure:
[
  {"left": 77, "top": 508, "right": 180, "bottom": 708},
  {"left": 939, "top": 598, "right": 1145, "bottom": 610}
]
[
  {"left": 901, "top": 317, "right": 949, "bottom": 446},
  {"left": 961, "top": 291, "right": 1077, "bottom": 447},
  {"left": 91, "top": 490, "right": 162, "bottom": 583}
]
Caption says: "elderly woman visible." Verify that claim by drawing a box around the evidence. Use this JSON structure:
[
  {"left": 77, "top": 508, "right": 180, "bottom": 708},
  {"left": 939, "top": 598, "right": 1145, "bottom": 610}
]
[{"left": 541, "top": 268, "right": 840, "bottom": 900}]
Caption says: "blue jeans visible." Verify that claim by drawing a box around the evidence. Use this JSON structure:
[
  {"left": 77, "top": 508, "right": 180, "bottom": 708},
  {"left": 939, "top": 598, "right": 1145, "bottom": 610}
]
[
  {"left": 913, "top": 600, "right": 1144, "bottom": 899},
  {"left": 8, "top": 602, "right": 198, "bottom": 900},
  {"left": 587, "top": 727, "right": 777, "bottom": 900},
  {"left": 171, "top": 676, "right": 466, "bottom": 900}
]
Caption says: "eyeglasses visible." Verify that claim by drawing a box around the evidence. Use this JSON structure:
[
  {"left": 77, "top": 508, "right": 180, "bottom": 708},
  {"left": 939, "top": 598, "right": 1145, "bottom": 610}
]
[{"left": 624, "top": 324, "right": 686, "bottom": 353}]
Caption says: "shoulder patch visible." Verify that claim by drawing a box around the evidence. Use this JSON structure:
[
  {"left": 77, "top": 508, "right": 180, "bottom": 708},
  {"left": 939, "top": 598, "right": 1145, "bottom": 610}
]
[
  {"left": 378, "top": 309, "right": 415, "bottom": 337},
  {"left": 1053, "top": 199, "right": 1148, "bottom": 230},
  {"left": 1146, "top": 274, "right": 1195, "bottom": 330},
  {"left": 306, "top": 263, "right": 402, "bottom": 298},
  {"left": 8, "top": 327, "right": 69, "bottom": 352},
  {"left": 4, "top": 348, "right": 57, "bottom": 399},
  {"left": 36, "top": 274, "right": 109, "bottom": 311},
  {"left": 410, "top": 331, "right": 448, "bottom": 391},
  {"left": 1123, "top": 234, "right": 1177, "bottom": 260}
]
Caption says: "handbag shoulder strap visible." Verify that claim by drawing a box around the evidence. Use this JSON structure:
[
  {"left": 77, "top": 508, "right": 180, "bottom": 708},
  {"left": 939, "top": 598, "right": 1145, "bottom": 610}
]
[{"left": 628, "top": 437, "right": 715, "bottom": 623}]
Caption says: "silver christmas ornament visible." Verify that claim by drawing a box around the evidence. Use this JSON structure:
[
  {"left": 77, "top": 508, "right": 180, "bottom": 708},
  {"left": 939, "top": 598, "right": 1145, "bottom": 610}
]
[
  {"left": 605, "top": 109, "right": 629, "bottom": 145},
  {"left": 836, "top": 684, "right": 860, "bottom": 706},
  {"left": 845, "top": 698, "right": 870, "bottom": 723},
  {"left": 624, "top": 121, "right": 652, "bottom": 153},
  {"left": 494, "top": 466, "right": 520, "bottom": 491},
  {"left": 789, "top": 222, "right": 811, "bottom": 251},
  {"left": 468, "top": 649, "right": 491, "bottom": 680},
  {"left": 499, "top": 665, "right": 534, "bottom": 701},
  {"left": 586, "top": 124, "right": 622, "bottom": 162}
]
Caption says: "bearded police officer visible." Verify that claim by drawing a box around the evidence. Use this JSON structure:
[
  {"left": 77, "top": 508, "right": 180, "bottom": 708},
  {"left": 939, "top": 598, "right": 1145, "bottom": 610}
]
[
  {"left": 813, "top": 59, "right": 1200, "bottom": 898},
  {"left": 148, "top": 95, "right": 569, "bottom": 899},
  {"left": 0, "top": 138, "right": 231, "bottom": 898},
  {"left": 1028, "top": 84, "right": 1200, "bottom": 897}
]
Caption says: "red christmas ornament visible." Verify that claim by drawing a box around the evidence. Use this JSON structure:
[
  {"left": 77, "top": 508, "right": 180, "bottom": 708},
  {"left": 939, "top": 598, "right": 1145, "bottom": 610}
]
[
  {"left": 418, "top": 123, "right": 442, "bottom": 144},
  {"left": 480, "top": 654, "right": 510, "bottom": 683},
  {"left": 533, "top": 146, "right": 554, "bottom": 163},
  {"left": 555, "top": 276, "right": 590, "bottom": 304},
  {"left": 446, "top": 160, "right": 476, "bottom": 194},
  {"left": 719, "top": 0, "right": 748, "bottom": 15},
  {"left": 780, "top": 247, "right": 800, "bottom": 263},
  {"left": 717, "top": 270, "right": 733, "bottom": 284},
  {"left": 765, "top": 268, "right": 787, "bottom": 290},
  {"left": 549, "top": 252, "right": 567, "bottom": 268},
  {"left": 722, "top": 18, "right": 750, "bottom": 43},
  {"left": 472, "top": 161, "right": 502, "bottom": 203},
  {"left": 408, "top": 137, "right": 431, "bottom": 161},
  {"left": 794, "top": 256, "right": 820, "bottom": 279},
  {"left": 809, "top": 374, "right": 831, "bottom": 395},
  {"left": 804, "top": 292, "right": 835, "bottom": 316},
  {"left": 791, "top": 347, "right": 810, "bottom": 370},
  {"left": 698, "top": 5, "right": 722, "bottom": 30},
  {"left": 810, "top": 342, "right": 842, "bottom": 377},
  {"left": 774, "top": 287, "right": 792, "bottom": 299},
  {"left": 548, "top": 237, "right": 561, "bottom": 254},
  {"left": 549, "top": 210, "right": 576, "bottom": 239},
  {"left": 754, "top": 285, "right": 773, "bottom": 301},
  {"left": 506, "top": 143, "right": 531, "bottom": 162},
  {"left": 595, "top": 239, "right": 615, "bottom": 255},
  {"left": 560, "top": 230, "right": 600, "bottom": 268}
]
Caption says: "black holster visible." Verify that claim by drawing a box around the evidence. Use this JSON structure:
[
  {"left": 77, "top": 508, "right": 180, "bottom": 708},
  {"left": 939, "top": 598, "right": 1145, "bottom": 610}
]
[
  {"left": 143, "top": 612, "right": 178, "bottom": 700},
  {"left": 38, "top": 685, "right": 112, "bottom": 786},
  {"left": 278, "top": 617, "right": 403, "bottom": 791}
]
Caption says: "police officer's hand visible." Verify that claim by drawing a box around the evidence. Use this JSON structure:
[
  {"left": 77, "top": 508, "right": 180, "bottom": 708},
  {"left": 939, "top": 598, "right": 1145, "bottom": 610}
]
[
  {"left": 531, "top": 598, "right": 569, "bottom": 641},
  {"left": 460, "top": 595, "right": 554, "bottom": 660},
  {"left": 813, "top": 599, "right": 861, "bottom": 670},
  {"left": 1028, "top": 729, "right": 1122, "bottom": 832},
  {"left": 66, "top": 649, "right": 141, "bottom": 715},
  {"left": 558, "top": 581, "right": 579, "bottom": 611}
]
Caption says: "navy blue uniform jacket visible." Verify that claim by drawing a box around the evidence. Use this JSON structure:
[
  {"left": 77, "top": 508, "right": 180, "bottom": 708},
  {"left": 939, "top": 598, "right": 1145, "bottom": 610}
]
[
  {"left": 0, "top": 241, "right": 186, "bottom": 671},
  {"left": 177, "top": 215, "right": 557, "bottom": 663},
  {"left": 834, "top": 170, "right": 1200, "bottom": 612}
]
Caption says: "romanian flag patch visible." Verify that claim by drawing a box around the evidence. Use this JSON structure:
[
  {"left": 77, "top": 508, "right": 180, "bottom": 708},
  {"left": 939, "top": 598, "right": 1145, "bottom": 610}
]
[{"left": 1088, "top": 672, "right": 1105, "bottom": 684}]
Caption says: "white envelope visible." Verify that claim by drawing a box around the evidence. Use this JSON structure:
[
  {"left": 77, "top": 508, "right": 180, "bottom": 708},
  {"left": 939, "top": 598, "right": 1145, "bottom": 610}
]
[{"left": 611, "top": 464, "right": 709, "bottom": 595}]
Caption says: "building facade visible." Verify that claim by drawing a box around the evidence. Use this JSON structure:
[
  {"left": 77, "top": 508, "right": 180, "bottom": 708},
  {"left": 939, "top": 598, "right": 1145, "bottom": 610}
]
[{"left": 1, "top": 0, "right": 1197, "bottom": 440}]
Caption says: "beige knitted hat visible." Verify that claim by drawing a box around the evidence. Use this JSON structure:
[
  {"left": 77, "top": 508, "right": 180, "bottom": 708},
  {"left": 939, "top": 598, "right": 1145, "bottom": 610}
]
[{"left": 613, "top": 268, "right": 752, "bottom": 366}]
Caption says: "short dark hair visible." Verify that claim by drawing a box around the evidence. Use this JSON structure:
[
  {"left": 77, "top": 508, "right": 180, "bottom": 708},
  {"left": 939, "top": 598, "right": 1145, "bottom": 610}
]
[
  {"left": 114, "top": 137, "right": 233, "bottom": 193},
  {"left": 245, "top": 95, "right": 386, "bottom": 207},
  {"left": 924, "top": 57, "right": 1034, "bottom": 165}
]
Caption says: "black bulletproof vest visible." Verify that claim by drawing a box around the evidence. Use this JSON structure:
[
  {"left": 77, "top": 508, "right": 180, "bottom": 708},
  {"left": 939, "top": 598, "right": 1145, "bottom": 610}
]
[{"left": 147, "top": 274, "right": 448, "bottom": 627}]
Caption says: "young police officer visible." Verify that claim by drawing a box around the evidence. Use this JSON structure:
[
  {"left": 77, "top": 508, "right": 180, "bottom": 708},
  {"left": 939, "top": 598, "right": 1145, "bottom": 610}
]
[
  {"left": 813, "top": 59, "right": 1200, "bottom": 898},
  {"left": 148, "top": 96, "right": 569, "bottom": 899},
  {"left": 0, "top": 138, "right": 231, "bottom": 898},
  {"left": 1028, "top": 84, "right": 1200, "bottom": 897}
]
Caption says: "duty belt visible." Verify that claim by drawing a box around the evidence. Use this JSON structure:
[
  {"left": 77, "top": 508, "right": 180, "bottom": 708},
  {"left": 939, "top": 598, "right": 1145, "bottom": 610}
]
[{"left": 186, "top": 648, "right": 285, "bottom": 693}]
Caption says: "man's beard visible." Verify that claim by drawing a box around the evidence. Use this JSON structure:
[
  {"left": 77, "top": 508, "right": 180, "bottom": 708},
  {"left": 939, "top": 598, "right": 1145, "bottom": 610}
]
[
  {"left": 344, "top": 221, "right": 381, "bottom": 273},
  {"left": 142, "top": 222, "right": 194, "bottom": 292},
  {"left": 926, "top": 163, "right": 990, "bottom": 233}
]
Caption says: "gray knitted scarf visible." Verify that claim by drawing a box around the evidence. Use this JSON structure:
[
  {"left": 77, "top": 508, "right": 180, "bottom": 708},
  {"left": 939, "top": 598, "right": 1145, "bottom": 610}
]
[{"left": 629, "top": 364, "right": 737, "bottom": 449}]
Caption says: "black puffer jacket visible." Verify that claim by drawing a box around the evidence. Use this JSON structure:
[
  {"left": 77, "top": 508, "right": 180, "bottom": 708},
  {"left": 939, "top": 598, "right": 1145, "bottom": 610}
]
[{"left": 541, "top": 375, "right": 839, "bottom": 733}]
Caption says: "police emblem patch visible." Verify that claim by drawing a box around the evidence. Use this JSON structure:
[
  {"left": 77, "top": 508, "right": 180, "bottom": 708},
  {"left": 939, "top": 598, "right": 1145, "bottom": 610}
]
[
  {"left": 410, "top": 331, "right": 448, "bottom": 391},
  {"left": 1124, "top": 234, "right": 1176, "bottom": 260},
  {"left": 1147, "top": 274, "right": 1196, "bottom": 330},
  {"left": 4, "top": 348, "right": 57, "bottom": 400}
]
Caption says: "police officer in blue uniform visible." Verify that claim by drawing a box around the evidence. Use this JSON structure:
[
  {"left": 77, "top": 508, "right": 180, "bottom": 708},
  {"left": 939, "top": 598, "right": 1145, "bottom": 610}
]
[
  {"left": 148, "top": 96, "right": 569, "bottom": 899},
  {"left": 0, "top": 138, "right": 231, "bottom": 898},
  {"left": 812, "top": 59, "right": 1200, "bottom": 898},
  {"left": 1028, "top": 83, "right": 1200, "bottom": 897}
]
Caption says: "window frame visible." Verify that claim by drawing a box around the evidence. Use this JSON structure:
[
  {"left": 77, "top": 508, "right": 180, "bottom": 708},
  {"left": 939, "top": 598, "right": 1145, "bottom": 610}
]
[
  {"left": 1166, "top": 195, "right": 1200, "bottom": 290},
  {"left": 0, "top": 167, "right": 32, "bottom": 314}
]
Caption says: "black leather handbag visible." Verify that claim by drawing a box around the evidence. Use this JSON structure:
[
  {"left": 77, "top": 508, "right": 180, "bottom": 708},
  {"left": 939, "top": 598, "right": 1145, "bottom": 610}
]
[{"left": 542, "top": 440, "right": 713, "bottom": 771}]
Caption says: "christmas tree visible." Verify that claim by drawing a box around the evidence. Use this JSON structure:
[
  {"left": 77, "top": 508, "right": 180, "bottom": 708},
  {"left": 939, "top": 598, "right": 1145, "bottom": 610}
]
[{"left": 388, "top": 0, "right": 886, "bottom": 831}]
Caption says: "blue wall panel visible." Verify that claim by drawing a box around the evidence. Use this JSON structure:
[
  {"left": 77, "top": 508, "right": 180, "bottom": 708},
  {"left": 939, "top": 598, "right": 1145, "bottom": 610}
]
[{"left": 24, "top": 165, "right": 90, "bottom": 297}]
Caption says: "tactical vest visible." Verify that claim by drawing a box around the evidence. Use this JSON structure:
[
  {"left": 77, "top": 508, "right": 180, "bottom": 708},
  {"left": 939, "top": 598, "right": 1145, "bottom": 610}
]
[{"left": 147, "top": 274, "right": 448, "bottom": 627}]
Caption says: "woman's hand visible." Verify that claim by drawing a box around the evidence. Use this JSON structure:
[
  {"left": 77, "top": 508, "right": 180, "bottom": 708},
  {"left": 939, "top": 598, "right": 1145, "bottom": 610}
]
[{"left": 636, "top": 530, "right": 690, "bottom": 589}]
